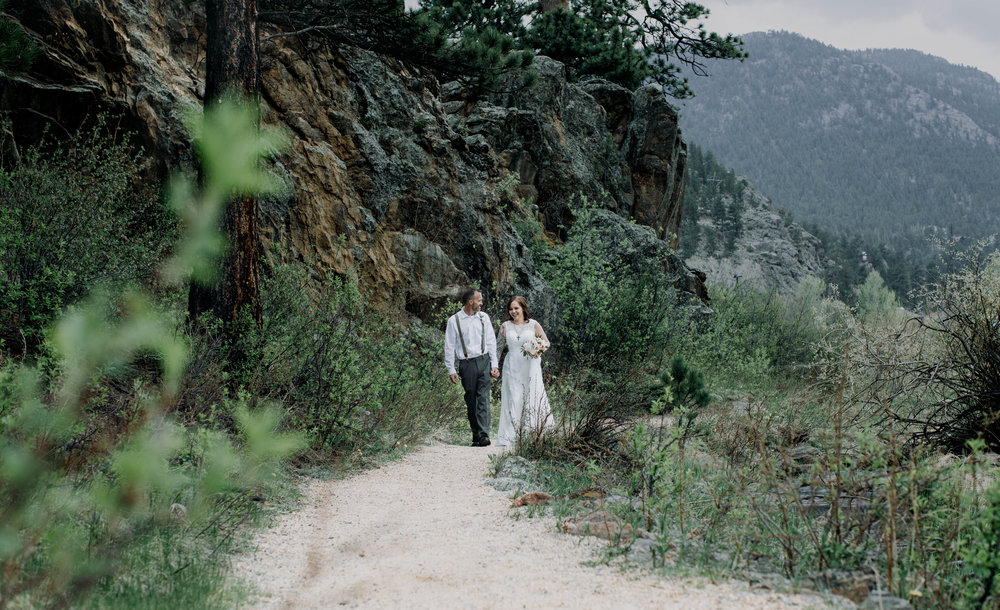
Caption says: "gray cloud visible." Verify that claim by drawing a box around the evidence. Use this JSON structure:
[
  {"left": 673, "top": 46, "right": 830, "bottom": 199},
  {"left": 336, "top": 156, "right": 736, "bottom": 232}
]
[
  {"left": 700, "top": 0, "right": 1000, "bottom": 79},
  {"left": 917, "top": 0, "right": 1000, "bottom": 42},
  {"left": 707, "top": 0, "right": 999, "bottom": 44}
]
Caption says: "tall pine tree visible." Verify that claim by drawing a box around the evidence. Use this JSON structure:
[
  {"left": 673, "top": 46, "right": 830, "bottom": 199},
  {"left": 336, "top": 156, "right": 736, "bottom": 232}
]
[{"left": 190, "top": 0, "right": 264, "bottom": 331}]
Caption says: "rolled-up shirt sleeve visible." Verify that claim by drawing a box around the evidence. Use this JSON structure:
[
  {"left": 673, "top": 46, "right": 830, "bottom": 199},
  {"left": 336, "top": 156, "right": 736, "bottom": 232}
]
[{"left": 444, "top": 315, "right": 458, "bottom": 375}]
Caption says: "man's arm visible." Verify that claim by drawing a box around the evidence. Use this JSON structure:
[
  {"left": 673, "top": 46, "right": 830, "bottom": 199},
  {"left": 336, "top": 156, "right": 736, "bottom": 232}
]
[{"left": 444, "top": 315, "right": 457, "bottom": 377}]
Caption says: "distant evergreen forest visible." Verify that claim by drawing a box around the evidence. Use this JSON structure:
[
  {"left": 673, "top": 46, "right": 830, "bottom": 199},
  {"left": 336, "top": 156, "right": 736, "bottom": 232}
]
[
  {"left": 682, "top": 143, "right": 937, "bottom": 302},
  {"left": 677, "top": 31, "right": 1000, "bottom": 266},
  {"left": 679, "top": 144, "right": 746, "bottom": 260}
]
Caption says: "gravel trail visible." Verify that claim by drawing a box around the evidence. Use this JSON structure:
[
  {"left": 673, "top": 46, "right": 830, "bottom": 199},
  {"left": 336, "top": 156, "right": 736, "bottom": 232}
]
[{"left": 232, "top": 442, "right": 837, "bottom": 608}]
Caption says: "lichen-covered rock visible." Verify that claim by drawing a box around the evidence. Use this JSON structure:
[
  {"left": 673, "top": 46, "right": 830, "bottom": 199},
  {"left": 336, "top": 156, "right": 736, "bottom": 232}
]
[
  {"left": 858, "top": 590, "right": 912, "bottom": 609},
  {"left": 808, "top": 567, "right": 878, "bottom": 603},
  {"left": 459, "top": 57, "right": 687, "bottom": 247},
  {"left": 563, "top": 209, "right": 707, "bottom": 301},
  {"left": 686, "top": 185, "right": 827, "bottom": 296},
  {"left": 561, "top": 509, "right": 635, "bottom": 541},
  {"left": 492, "top": 455, "right": 538, "bottom": 482}
]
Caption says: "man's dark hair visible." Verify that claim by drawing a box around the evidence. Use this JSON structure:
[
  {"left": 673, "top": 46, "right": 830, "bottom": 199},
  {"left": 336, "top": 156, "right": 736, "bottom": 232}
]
[{"left": 460, "top": 288, "right": 478, "bottom": 305}]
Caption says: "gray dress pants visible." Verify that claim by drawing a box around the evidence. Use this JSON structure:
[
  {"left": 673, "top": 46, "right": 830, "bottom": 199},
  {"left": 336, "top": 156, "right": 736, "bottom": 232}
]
[{"left": 458, "top": 354, "right": 491, "bottom": 441}]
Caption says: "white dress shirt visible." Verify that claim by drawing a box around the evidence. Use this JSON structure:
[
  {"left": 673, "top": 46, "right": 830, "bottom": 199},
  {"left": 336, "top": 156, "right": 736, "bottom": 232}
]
[{"left": 444, "top": 309, "right": 498, "bottom": 375}]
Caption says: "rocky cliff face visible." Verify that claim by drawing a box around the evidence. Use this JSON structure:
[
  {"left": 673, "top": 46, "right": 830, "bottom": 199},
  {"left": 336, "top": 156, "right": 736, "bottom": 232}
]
[
  {"left": 686, "top": 185, "right": 828, "bottom": 296},
  {"left": 1, "top": 0, "right": 699, "bottom": 324}
]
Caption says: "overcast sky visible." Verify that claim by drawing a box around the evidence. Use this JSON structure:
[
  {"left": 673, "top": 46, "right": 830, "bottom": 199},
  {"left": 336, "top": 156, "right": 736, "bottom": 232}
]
[{"left": 696, "top": 0, "right": 1000, "bottom": 81}]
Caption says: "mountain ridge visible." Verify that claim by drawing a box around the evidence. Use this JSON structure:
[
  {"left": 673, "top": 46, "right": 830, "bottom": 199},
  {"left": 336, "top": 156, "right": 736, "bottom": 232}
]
[{"left": 678, "top": 31, "right": 1000, "bottom": 255}]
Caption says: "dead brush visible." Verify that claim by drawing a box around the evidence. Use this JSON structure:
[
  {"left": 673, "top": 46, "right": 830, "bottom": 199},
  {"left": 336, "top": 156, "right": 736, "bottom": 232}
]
[{"left": 730, "top": 390, "right": 980, "bottom": 606}]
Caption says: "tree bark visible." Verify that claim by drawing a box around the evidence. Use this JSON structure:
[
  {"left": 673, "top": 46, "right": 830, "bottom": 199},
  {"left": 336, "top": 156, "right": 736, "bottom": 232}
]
[
  {"left": 540, "top": 0, "right": 569, "bottom": 12},
  {"left": 190, "top": 0, "right": 263, "bottom": 328}
]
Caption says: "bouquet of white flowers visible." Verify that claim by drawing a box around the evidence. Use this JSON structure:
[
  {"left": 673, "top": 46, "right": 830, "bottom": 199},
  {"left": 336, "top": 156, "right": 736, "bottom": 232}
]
[{"left": 521, "top": 336, "right": 549, "bottom": 358}]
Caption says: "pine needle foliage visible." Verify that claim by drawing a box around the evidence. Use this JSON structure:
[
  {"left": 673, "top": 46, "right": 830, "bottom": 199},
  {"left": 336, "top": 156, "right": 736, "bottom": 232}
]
[
  {"left": 419, "top": 0, "right": 746, "bottom": 97},
  {"left": 0, "top": 0, "right": 38, "bottom": 73},
  {"left": 659, "top": 354, "right": 710, "bottom": 412},
  {"left": 260, "top": 0, "right": 535, "bottom": 91}
]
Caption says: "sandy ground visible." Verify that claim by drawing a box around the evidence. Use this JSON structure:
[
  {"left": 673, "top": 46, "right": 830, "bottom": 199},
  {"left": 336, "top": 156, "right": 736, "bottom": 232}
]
[{"left": 231, "top": 442, "right": 841, "bottom": 609}]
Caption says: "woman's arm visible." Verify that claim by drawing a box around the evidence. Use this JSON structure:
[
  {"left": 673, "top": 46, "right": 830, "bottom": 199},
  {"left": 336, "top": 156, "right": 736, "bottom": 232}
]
[{"left": 534, "top": 321, "right": 550, "bottom": 346}]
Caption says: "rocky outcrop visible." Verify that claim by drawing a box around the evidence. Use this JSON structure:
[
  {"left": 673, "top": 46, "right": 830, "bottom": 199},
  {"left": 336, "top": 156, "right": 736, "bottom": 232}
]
[
  {"left": 1, "top": 0, "right": 700, "bottom": 325},
  {"left": 0, "top": 1, "right": 204, "bottom": 173},
  {"left": 686, "top": 185, "right": 828, "bottom": 296},
  {"left": 454, "top": 58, "right": 688, "bottom": 247},
  {"left": 255, "top": 42, "right": 550, "bottom": 320},
  {"left": 619, "top": 86, "right": 687, "bottom": 247},
  {"left": 569, "top": 209, "right": 708, "bottom": 303}
]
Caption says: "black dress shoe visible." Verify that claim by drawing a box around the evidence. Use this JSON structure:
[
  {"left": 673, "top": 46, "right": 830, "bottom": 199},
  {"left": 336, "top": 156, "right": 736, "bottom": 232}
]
[{"left": 476, "top": 437, "right": 491, "bottom": 447}]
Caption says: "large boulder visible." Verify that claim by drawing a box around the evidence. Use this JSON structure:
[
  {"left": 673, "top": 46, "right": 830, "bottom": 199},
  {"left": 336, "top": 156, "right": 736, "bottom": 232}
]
[{"left": 564, "top": 209, "right": 707, "bottom": 302}]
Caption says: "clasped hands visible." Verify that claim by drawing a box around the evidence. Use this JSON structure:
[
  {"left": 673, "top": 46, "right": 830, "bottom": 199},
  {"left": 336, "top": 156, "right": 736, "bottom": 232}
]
[{"left": 449, "top": 368, "right": 500, "bottom": 385}]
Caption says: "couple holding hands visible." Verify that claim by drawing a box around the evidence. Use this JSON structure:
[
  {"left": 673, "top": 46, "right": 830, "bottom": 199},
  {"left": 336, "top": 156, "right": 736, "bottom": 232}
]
[{"left": 444, "top": 289, "right": 554, "bottom": 447}]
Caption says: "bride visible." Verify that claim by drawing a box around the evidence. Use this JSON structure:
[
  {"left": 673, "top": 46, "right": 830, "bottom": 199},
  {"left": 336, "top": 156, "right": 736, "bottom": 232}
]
[{"left": 497, "top": 296, "right": 554, "bottom": 447}]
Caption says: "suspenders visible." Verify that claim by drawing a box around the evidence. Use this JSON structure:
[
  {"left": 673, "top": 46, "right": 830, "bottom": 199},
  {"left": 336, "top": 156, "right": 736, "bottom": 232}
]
[{"left": 455, "top": 313, "right": 485, "bottom": 359}]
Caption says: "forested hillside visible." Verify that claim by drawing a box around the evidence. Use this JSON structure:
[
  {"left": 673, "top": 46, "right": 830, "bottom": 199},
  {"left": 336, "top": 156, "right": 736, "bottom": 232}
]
[
  {"left": 679, "top": 31, "right": 1000, "bottom": 258},
  {"left": 682, "top": 144, "right": 936, "bottom": 301}
]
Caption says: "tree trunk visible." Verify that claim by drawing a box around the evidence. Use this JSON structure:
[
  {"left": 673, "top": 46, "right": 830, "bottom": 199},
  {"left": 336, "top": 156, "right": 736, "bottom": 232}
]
[
  {"left": 190, "top": 0, "right": 262, "bottom": 328},
  {"left": 540, "top": 0, "right": 569, "bottom": 12}
]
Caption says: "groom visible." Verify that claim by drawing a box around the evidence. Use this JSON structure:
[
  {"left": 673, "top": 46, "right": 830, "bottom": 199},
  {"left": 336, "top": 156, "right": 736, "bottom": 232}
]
[{"left": 444, "top": 289, "right": 500, "bottom": 447}]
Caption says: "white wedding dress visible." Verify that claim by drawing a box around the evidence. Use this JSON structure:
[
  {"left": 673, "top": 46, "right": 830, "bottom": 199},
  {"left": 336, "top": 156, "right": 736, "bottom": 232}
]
[{"left": 497, "top": 321, "right": 554, "bottom": 447}]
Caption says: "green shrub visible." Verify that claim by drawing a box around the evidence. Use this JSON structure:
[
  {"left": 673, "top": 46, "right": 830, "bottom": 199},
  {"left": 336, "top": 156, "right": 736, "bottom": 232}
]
[
  {"left": 833, "top": 241, "right": 1000, "bottom": 452},
  {"left": 535, "top": 364, "right": 655, "bottom": 457},
  {"left": 907, "top": 244, "right": 1000, "bottom": 452},
  {"left": 537, "top": 197, "right": 675, "bottom": 369},
  {"left": 0, "top": 101, "right": 302, "bottom": 607},
  {"left": 230, "top": 257, "right": 458, "bottom": 455},
  {"left": 616, "top": 356, "right": 712, "bottom": 543},
  {"left": 960, "top": 463, "right": 1000, "bottom": 608},
  {"left": 545, "top": 386, "right": 989, "bottom": 606},
  {"left": 510, "top": 204, "right": 549, "bottom": 261},
  {"left": 665, "top": 281, "right": 825, "bottom": 384},
  {"left": 0, "top": 119, "right": 172, "bottom": 352}
]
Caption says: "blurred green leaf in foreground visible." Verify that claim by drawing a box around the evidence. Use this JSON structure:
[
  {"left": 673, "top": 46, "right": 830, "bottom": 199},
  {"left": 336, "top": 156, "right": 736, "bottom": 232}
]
[{"left": 0, "top": 100, "right": 302, "bottom": 608}]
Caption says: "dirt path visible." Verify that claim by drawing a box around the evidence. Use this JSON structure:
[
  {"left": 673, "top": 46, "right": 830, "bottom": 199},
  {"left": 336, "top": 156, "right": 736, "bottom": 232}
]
[{"left": 231, "top": 442, "right": 838, "bottom": 608}]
